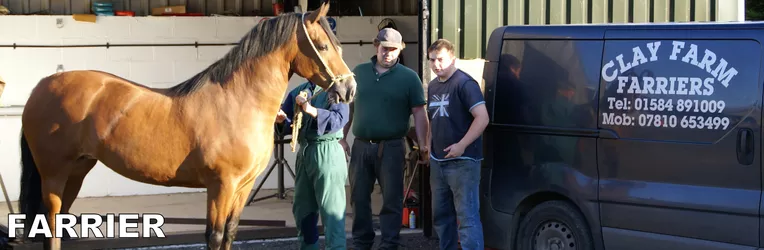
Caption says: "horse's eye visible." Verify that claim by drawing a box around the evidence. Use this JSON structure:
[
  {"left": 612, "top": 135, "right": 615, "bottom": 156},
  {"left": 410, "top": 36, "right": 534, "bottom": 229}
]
[{"left": 318, "top": 44, "right": 329, "bottom": 51}]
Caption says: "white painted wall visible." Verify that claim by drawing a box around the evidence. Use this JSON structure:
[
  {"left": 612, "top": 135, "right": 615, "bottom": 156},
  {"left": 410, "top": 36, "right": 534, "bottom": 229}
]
[
  {"left": 717, "top": 0, "right": 746, "bottom": 22},
  {"left": 0, "top": 14, "right": 419, "bottom": 201}
]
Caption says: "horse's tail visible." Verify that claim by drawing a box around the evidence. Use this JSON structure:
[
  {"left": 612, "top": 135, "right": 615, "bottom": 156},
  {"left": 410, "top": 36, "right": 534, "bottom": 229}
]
[{"left": 18, "top": 129, "right": 43, "bottom": 240}]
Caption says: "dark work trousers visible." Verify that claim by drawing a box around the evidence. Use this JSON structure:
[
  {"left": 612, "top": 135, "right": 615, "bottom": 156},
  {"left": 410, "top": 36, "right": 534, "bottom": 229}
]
[{"left": 349, "top": 137, "right": 405, "bottom": 250}]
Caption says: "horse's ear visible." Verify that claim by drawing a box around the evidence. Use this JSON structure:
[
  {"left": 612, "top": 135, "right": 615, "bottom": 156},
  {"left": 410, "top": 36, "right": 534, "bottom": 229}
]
[{"left": 307, "top": 1, "right": 330, "bottom": 23}]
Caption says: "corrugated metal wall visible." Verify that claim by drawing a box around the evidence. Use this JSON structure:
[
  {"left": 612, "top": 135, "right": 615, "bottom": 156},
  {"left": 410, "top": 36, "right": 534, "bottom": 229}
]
[{"left": 429, "top": 0, "right": 744, "bottom": 60}]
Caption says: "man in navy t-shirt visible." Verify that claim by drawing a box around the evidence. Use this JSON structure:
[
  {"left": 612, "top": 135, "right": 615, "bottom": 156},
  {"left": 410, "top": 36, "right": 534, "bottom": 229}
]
[{"left": 426, "top": 39, "right": 489, "bottom": 250}]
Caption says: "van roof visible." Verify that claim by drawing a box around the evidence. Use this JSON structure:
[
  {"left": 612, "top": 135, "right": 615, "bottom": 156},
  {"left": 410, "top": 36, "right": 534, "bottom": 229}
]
[
  {"left": 486, "top": 21, "right": 764, "bottom": 61},
  {"left": 501, "top": 20, "right": 764, "bottom": 29},
  {"left": 497, "top": 21, "right": 764, "bottom": 39}
]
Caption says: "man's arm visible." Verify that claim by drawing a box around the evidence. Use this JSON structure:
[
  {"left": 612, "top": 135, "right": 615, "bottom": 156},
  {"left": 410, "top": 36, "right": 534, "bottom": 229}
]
[
  {"left": 342, "top": 101, "right": 354, "bottom": 138},
  {"left": 336, "top": 101, "right": 353, "bottom": 158},
  {"left": 276, "top": 91, "right": 296, "bottom": 136},
  {"left": 444, "top": 80, "right": 488, "bottom": 158},
  {"left": 426, "top": 121, "right": 431, "bottom": 153},
  {"left": 343, "top": 66, "right": 360, "bottom": 140},
  {"left": 411, "top": 105, "right": 430, "bottom": 163},
  {"left": 456, "top": 104, "right": 488, "bottom": 147},
  {"left": 408, "top": 72, "right": 429, "bottom": 162},
  {"left": 411, "top": 106, "right": 429, "bottom": 148},
  {"left": 309, "top": 102, "right": 350, "bottom": 135}
]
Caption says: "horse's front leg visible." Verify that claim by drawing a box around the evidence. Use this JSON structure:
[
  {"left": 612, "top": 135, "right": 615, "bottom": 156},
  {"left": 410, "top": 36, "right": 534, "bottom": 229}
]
[
  {"left": 221, "top": 176, "right": 258, "bottom": 250},
  {"left": 205, "top": 181, "right": 236, "bottom": 250}
]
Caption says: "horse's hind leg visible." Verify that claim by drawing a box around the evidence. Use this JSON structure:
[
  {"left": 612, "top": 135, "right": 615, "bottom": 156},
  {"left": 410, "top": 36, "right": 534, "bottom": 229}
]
[
  {"left": 37, "top": 156, "right": 90, "bottom": 249},
  {"left": 38, "top": 163, "right": 70, "bottom": 250},
  {"left": 19, "top": 133, "right": 65, "bottom": 250},
  {"left": 59, "top": 159, "right": 97, "bottom": 240},
  {"left": 60, "top": 158, "right": 97, "bottom": 214}
]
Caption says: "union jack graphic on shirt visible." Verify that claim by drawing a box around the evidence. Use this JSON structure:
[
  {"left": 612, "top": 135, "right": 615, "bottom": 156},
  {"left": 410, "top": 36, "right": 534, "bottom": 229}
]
[{"left": 429, "top": 94, "right": 450, "bottom": 118}]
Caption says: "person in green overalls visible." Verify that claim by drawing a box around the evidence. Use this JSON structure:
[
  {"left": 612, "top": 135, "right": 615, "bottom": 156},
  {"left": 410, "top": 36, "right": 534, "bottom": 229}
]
[{"left": 275, "top": 81, "right": 351, "bottom": 250}]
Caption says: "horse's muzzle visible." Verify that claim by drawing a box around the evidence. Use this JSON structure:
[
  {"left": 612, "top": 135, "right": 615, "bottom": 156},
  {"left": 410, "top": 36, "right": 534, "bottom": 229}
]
[{"left": 333, "top": 77, "right": 356, "bottom": 104}]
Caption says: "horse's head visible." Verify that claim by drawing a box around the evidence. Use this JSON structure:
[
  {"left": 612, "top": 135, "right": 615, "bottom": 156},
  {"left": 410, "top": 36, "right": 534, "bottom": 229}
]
[{"left": 293, "top": 2, "right": 356, "bottom": 104}]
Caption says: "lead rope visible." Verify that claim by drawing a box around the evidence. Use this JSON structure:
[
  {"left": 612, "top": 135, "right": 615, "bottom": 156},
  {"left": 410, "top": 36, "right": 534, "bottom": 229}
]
[
  {"left": 290, "top": 91, "right": 309, "bottom": 152},
  {"left": 289, "top": 84, "right": 331, "bottom": 152}
]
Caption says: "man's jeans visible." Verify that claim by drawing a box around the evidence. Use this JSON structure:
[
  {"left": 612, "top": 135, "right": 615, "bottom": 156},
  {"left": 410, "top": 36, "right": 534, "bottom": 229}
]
[
  {"left": 430, "top": 158, "right": 484, "bottom": 250},
  {"left": 349, "top": 138, "right": 405, "bottom": 250}
]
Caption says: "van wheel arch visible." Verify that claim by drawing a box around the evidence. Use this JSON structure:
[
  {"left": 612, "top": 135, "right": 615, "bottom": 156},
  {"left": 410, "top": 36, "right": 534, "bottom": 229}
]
[{"left": 510, "top": 192, "right": 593, "bottom": 250}]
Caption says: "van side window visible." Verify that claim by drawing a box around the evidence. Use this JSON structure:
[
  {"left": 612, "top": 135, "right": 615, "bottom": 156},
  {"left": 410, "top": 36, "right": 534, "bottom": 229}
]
[
  {"left": 598, "top": 39, "right": 760, "bottom": 142},
  {"left": 494, "top": 40, "right": 602, "bottom": 129}
]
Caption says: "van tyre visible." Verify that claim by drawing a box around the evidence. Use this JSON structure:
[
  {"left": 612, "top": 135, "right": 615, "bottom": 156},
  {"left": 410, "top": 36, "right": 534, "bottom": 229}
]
[{"left": 516, "top": 200, "right": 593, "bottom": 250}]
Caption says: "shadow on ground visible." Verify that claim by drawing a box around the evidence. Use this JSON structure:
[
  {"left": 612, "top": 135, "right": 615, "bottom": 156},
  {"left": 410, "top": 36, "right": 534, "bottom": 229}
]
[{"left": 117, "top": 230, "right": 440, "bottom": 250}]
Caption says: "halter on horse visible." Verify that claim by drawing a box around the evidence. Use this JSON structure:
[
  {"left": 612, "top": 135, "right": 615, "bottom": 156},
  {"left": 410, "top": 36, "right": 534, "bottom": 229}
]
[{"left": 17, "top": 3, "right": 355, "bottom": 250}]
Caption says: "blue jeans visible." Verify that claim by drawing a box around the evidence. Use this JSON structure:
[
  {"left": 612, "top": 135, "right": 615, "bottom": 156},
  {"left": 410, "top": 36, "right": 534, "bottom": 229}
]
[{"left": 430, "top": 158, "right": 484, "bottom": 250}]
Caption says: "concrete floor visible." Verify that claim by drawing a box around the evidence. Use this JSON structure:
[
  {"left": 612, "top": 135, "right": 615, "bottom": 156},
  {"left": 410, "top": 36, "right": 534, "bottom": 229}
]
[
  {"left": 0, "top": 185, "right": 415, "bottom": 238},
  {"left": 118, "top": 229, "right": 440, "bottom": 250}
]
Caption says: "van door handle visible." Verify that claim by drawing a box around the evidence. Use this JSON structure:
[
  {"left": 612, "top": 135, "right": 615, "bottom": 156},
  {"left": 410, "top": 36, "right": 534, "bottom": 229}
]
[{"left": 737, "top": 128, "right": 754, "bottom": 165}]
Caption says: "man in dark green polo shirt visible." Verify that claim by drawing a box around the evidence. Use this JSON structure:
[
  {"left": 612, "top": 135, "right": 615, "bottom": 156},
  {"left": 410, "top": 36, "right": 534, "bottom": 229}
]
[{"left": 341, "top": 28, "right": 429, "bottom": 250}]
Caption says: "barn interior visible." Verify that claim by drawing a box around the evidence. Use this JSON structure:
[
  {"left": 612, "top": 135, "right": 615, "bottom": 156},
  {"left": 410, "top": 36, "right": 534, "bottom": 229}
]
[
  {"left": 0, "top": 0, "right": 431, "bottom": 248},
  {"left": 0, "top": 0, "right": 419, "bottom": 16}
]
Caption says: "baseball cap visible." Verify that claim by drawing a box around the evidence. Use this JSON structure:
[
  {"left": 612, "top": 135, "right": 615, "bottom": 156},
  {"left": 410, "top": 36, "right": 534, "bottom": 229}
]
[{"left": 376, "top": 28, "right": 405, "bottom": 49}]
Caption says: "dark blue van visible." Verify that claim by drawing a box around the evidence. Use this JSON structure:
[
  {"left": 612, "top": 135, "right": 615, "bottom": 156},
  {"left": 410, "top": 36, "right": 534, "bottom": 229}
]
[{"left": 479, "top": 22, "right": 763, "bottom": 250}]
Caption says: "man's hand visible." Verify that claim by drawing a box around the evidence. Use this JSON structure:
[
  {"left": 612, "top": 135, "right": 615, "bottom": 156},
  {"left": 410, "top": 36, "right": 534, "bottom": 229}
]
[
  {"left": 443, "top": 142, "right": 465, "bottom": 159},
  {"left": 418, "top": 145, "right": 429, "bottom": 166},
  {"left": 275, "top": 109, "right": 287, "bottom": 123},
  {"left": 295, "top": 94, "right": 318, "bottom": 117},
  {"left": 339, "top": 139, "right": 350, "bottom": 161},
  {"left": 295, "top": 94, "right": 308, "bottom": 107}
]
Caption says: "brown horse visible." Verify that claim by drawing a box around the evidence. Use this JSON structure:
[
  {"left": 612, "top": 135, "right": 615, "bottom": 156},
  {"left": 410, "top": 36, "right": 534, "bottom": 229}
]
[{"left": 17, "top": 3, "right": 355, "bottom": 250}]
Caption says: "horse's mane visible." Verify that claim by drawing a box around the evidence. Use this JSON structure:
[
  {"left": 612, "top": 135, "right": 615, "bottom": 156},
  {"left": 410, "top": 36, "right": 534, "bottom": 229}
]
[{"left": 167, "top": 12, "right": 303, "bottom": 96}]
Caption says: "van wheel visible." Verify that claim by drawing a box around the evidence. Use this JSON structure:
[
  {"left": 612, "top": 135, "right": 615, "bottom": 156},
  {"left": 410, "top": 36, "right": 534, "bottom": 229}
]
[{"left": 515, "top": 200, "right": 593, "bottom": 250}]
